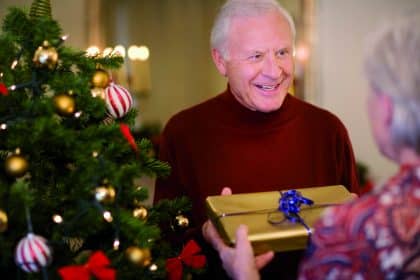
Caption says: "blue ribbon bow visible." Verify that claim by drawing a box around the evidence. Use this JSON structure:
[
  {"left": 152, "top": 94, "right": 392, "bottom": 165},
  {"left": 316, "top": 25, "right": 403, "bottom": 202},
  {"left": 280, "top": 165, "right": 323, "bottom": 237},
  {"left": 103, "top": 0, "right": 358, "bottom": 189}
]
[
  {"left": 267, "top": 189, "right": 314, "bottom": 237},
  {"left": 278, "top": 190, "right": 314, "bottom": 222}
]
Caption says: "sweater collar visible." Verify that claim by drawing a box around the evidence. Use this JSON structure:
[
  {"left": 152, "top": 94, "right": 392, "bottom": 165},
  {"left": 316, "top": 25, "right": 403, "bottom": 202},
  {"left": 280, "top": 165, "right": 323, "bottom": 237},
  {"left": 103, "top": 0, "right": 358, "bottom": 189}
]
[{"left": 217, "top": 85, "right": 297, "bottom": 127}]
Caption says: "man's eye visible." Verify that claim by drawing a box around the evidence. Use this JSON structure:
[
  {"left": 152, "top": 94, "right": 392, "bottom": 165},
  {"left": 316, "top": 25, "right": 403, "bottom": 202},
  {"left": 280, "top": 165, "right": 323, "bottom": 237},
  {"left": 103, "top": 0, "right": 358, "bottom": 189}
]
[
  {"left": 277, "top": 49, "right": 289, "bottom": 57},
  {"left": 249, "top": 54, "right": 262, "bottom": 61}
]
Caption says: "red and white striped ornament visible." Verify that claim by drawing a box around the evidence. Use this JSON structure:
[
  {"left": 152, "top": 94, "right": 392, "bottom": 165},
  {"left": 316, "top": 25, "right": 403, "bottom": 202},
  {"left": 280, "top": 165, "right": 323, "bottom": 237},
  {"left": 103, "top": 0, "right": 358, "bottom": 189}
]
[
  {"left": 15, "top": 233, "right": 52, "bottom": 273},
  {"left": 105, "top": 82, "right": 133, "bottom": 118}
]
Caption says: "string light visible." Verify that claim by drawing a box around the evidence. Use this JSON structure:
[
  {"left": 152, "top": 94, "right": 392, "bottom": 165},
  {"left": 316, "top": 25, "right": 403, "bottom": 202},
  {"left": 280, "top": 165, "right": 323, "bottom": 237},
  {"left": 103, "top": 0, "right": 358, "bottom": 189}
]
[
  {"left": 9, "top": 85, "right": 16, "bottom": 91},
  {"left": 52, "top": 214, "right": 63, "bottom": 224},
  {"left": 0, "top": 72, "right": 3, "bottom": 78},
  {"left": 113, "top": 45, "right": 126, "bottom": 57},
  {"left": 0, "top": 124, "right": 7, "bottom": 130},
  {"left": 103, "top": 47, "right": 113, "bottom": 57},
  {"left": 74, "top": 111, "right": 82, "bottom": 118},
  {"left": 103, "top": 211, "right": 113, "bottom": 222},
  {"left": 11, "top": 60, "right": 18, "bottom": 69},
  {"left": 149, "top": 264, "right": 158, "bottom": 271},
  {"left": 92, "top": 151, "right": 99, "bottom": 158},
  {"left": 86, "top": 46, "right": 100, "bottom": 57},
  {"left": 61, "top": 35, "right": 69, "bottom": 41},
  {"left": 113, "top": 238, "right": 120, "bottom": 250}
]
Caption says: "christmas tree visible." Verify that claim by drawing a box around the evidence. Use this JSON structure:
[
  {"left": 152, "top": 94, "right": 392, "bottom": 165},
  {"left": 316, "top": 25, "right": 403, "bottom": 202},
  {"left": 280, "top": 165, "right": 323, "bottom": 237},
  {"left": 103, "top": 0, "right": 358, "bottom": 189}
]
[{"left": 0, "top": 1, "right": 205, "bottom": 279}]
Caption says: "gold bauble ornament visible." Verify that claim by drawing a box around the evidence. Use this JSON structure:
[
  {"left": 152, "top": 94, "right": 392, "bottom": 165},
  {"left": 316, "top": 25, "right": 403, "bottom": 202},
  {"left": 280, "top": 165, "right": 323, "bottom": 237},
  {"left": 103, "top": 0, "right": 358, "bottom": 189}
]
[
  {"left": 33, "top": 41, "right": 58, "bottom": 70},
  {"left": 175, "top": 215, "right": 189, "bottom": 228},
  {"left": 125, "top": 246, "right": 151, "bottom": 267},
  {"left": 53, "top": 94, "right": 75, "bottom": 117},
  {"left": 94, "top": 185, "right": 116, "bottom": 204},
  {"left": 133, "top": 206, "right": 148, "bottom": 220},
  {"left": 91, "top": 69, "right": 110, "bottom": 88},
  {"left": 4, "top": 149, "right": 29, "bottom": 178},
  {"left": 0, "top": 209, "right": 8, "bottom": 232}
]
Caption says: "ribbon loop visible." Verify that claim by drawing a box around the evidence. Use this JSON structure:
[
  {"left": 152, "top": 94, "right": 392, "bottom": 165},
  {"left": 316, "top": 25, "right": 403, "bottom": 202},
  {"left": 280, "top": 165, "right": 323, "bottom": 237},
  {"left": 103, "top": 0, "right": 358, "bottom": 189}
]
[{"left": 278, "top": 190, "right": 313, "bottom": 222}]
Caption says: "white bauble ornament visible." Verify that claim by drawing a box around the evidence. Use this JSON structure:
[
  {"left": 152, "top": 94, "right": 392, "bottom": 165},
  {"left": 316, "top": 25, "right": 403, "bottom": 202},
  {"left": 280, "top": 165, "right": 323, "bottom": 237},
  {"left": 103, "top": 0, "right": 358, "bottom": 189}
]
[
  {"left": 15, "top": 233, "right": 52, "bottom": 273},
  {"left": 105, "top": 82, "right": 133, "bottom": 118}
]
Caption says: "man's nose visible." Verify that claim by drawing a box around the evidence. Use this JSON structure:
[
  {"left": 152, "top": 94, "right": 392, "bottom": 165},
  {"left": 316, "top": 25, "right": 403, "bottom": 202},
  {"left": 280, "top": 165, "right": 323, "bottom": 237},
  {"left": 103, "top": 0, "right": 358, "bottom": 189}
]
[{"left": 262, "top": 55, "right": 282, "bottom": 79}]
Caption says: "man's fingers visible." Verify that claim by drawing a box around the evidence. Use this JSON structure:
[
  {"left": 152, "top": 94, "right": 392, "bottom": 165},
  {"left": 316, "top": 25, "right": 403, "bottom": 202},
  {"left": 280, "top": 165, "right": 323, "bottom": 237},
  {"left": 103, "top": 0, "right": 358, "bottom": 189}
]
[{"left": 221, "top": 187, "right": 232, "bottom": 196}]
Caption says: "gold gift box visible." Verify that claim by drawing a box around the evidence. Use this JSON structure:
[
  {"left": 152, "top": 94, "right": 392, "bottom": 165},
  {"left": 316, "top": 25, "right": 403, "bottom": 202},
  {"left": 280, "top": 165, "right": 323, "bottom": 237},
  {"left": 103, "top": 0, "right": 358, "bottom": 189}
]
[{"left": 205, "top": 185, "right": 352, "bottom": 254}]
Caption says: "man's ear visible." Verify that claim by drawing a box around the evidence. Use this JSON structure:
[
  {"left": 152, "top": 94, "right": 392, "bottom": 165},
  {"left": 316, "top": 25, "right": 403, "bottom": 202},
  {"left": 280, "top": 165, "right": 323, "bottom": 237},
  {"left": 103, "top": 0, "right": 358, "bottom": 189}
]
[{"left": 211, "top": 48, "right": 227, "bottom": 77}]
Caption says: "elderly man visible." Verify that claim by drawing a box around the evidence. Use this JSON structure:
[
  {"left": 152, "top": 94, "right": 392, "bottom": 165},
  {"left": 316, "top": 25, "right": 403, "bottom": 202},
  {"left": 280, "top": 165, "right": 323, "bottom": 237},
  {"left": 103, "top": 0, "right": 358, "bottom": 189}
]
[{"left": 155, "top": 0, "right": 359, "bottom": 278}]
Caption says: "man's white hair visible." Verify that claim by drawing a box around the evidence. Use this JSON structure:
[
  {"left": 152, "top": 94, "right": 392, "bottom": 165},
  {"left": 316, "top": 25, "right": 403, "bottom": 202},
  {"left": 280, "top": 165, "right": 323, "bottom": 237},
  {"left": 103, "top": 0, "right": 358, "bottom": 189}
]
[{"left": 210, "top": 0, "right": 296, "bottom": 59}]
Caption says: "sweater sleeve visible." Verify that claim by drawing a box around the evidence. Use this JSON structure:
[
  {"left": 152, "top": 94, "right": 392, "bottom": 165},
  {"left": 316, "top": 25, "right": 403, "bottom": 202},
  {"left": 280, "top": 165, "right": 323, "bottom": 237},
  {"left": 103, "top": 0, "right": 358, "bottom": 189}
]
[{"left": 153, "top": 121, "right": 184, "bottom": 204}]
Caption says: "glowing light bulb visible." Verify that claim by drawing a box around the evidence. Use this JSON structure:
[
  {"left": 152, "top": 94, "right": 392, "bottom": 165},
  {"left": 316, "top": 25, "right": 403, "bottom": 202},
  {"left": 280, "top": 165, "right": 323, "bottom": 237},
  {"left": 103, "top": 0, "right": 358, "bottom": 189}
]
[
  {"left": 52, "top": 214, "right": 63, "bottom": 224},
  {"left": 113, "top": 239, "right": 120, "bottom": 250},
  {"left": 103, "top": 47, "right": 113, "bottom": 57},
  {"left": 137, "top": 46, "right": 150, "bottom": 61},
  {"left": 86, "top": 46, "right": 100, "bottom": 57},
  {"left": 11, "top": 60, "right": 18, "bottom": 69},
  {"left": 113, "top": 45, "right": 126, "bottom": 58},
  {"left": 103, "top": 211, "right": 113, "bottom": 222},
  {"left": 149, "top": 264, "right": 158, "bottom": 271}
]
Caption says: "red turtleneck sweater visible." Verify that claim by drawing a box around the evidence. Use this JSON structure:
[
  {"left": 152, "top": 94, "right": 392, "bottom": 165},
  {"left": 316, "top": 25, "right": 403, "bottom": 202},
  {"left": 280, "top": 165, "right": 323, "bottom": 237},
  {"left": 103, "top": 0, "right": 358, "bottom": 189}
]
[{"left": 155, "top": 88, "right": 359, "bottom": 226}]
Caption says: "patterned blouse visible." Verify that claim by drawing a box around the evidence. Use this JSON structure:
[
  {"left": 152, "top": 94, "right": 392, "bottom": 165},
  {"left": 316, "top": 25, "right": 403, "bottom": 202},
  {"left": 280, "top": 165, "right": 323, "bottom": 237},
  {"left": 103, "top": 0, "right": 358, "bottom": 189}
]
[{"left": 299, "top": 165, "right": 420, "bottom": 280}]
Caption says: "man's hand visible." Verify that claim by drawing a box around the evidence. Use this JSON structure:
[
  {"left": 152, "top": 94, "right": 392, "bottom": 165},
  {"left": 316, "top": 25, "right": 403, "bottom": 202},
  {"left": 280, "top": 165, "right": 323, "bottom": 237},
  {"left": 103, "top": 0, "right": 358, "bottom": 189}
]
[{"left": 202, "top": 187, "right": 274, "bottom": 280}]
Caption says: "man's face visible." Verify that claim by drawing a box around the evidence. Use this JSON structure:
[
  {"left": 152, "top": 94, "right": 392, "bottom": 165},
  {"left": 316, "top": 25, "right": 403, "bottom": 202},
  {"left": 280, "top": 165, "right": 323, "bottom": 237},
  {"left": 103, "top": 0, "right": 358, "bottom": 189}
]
[{"left": 213, "top": 11, "right": 294, "bottom": 112}]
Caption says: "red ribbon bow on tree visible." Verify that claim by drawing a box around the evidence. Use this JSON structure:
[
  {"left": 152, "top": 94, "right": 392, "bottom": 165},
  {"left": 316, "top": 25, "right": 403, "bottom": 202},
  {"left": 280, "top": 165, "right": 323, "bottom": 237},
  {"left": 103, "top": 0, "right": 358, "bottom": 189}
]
[
  {"left": 58, "top": 251, "right": 116, "bottom": 280},
  {"left": 0, "top": 83, "right": 8, "bottom": 96},
  {"left": 166, "top": 240, "right": 207, "bottom": 280},
  {"left": 119, "top": 123, "right": 138, "bottom": 154}
]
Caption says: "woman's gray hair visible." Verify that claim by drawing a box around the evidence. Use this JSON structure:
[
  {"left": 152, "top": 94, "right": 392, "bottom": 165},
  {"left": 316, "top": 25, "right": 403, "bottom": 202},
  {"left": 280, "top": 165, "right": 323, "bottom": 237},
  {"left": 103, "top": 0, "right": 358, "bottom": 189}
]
[
  {"left": 364, "top": 13, "right": 420, "bottom": 152},
  {"left": 210, "top": 0, "right": 296, "bottom": 59}
]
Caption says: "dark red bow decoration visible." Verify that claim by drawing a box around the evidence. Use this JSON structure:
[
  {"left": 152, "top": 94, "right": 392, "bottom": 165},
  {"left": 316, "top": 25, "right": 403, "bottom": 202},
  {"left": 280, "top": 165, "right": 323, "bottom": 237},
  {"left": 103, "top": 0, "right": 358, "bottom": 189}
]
[
  {"left": 58, "top": 251, "right": 116, "bottom": 280},
  {"left": 166, "top": 240, "right": 207, "bottom": 280},
  {"left": 0, "top": 83, "right": 8, "bottom": 96},
  {"left": 119, "top": 123, "right": 138, "bottom": 154}
]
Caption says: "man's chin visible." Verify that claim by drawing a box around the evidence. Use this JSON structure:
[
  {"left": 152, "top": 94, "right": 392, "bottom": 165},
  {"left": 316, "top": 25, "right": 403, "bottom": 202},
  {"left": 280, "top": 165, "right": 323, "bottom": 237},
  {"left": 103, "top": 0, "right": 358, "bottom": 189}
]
[{"left": 255, "top": 103, "right": 282, "bottom": 113}]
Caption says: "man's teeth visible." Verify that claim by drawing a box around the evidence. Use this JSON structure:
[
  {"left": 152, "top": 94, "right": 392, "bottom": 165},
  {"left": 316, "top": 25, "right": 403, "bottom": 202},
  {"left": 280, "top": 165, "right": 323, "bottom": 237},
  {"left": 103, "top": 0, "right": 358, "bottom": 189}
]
[{"left": 258, "top": 85, "right": 276, "bottom": 90}]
